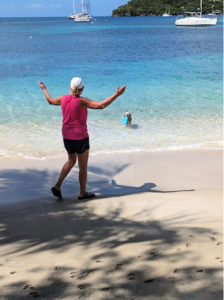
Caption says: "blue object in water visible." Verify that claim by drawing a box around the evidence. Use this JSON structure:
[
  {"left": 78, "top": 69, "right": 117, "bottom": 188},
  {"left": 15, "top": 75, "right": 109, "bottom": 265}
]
[{"left": 121, "top": 116, "right": 128, "bottom": 125}]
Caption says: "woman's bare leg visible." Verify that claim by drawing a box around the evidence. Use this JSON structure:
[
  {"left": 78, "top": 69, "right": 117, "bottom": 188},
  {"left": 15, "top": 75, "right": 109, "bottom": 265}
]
[
  {"left": 54, "top": 153, "right": 77, "bottom": 190},
  {"left": 78, "top": 150, "right": 89, "bottom": 197}
]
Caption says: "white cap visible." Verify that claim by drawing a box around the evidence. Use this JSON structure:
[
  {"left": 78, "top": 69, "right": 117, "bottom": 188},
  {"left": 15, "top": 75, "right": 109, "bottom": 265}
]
[{"left": 70, "top": 77, "right": 84, "bottom": 89}]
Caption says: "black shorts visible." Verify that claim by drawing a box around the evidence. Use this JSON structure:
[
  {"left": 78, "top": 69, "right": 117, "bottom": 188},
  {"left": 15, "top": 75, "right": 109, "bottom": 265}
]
[{"left": 63, "top": 137, "right": 90, "bottom": 154}]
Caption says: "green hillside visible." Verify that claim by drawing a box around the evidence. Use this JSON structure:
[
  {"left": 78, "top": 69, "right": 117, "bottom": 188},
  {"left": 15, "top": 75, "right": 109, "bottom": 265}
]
[{"left": 112, "top": 0, "right": 223, "bottom": 16}]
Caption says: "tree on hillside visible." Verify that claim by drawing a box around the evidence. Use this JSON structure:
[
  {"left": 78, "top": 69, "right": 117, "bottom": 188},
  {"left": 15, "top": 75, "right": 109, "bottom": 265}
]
[{"left": 112, "top": 0, "right": 223, "bottom": 16}]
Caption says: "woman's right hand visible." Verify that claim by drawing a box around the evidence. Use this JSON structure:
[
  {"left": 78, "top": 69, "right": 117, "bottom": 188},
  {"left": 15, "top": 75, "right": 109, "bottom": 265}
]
[
  {"left": 115, "top": 85, "right": 126, "bottom": 97},
  {"left": 38, "top": 81, "right": 46, "bottom": 90}
]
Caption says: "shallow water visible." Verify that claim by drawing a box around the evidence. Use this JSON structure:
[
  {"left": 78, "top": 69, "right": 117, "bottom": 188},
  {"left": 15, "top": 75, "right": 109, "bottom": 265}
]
[{"left": 0, "top": 16, "right": 222, "bottom": 158}]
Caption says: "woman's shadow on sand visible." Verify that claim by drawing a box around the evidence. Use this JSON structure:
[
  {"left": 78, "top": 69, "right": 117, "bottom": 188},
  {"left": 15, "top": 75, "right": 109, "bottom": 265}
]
[
  {"left": 0, "top": 162, "right": 194, "bottom": 204},
  {"left": 85, "top": 177, "right": 194, "bottom": 200},
  {"left": 74, "top": 164, "right": 195, "bottom": 200}
]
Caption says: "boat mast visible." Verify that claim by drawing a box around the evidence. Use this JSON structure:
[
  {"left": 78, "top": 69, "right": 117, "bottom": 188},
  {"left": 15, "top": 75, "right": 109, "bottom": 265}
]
[
  {"left": 73, "top": 0, "right": 75, "bottom": 14},
  {"left": 86, "top": 0, "right": 91, "bottom": 14},
  {"left": 200, "top": 0, "right": 202, "bottom": 17},
  {"left": 81, "top": 0, "right": 90, "bottom": 15},
  {"left": 81, "top": 0, "right": 85, "bottom": 14}
]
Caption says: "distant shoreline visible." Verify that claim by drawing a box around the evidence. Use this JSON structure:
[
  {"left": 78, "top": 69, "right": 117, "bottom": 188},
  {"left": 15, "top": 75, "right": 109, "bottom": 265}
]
[
  {"left": 112, "top": 13, "right": 223, "bottom": 17},
  {"left": 0, "top": 15, "right": 223, "bottom": 19}
]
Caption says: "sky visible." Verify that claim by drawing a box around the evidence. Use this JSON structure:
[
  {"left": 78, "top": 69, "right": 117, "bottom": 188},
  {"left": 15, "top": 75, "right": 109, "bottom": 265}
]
[{"left": 0, "top": 0, "right": 129, "bottom": 17}]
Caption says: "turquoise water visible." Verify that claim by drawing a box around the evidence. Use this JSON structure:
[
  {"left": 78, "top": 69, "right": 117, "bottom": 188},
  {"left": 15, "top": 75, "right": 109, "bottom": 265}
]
[{"left": 0, "top": 17, "right": 222, "bottom": 158}]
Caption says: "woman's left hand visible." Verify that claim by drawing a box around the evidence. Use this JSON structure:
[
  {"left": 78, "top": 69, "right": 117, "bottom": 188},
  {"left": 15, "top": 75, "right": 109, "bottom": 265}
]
[{"left": 115, "top": 85, "right": 126, "bottom": 97}]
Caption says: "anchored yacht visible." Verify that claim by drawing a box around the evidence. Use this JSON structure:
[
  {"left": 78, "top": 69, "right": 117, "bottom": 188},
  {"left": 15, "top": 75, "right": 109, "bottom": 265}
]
[
  {"left": 175, "top": 0, "right": 218, "bottom": 26},
  {"left": 162, "top": 5, "right": 172, "bottom": 17},
  {"left": 68, "top": 0, "right": 92, "bottom": 22}
]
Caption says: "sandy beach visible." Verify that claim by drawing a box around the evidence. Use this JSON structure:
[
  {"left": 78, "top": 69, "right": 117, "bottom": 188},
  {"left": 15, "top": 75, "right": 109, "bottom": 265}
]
[{"left": 0, "top": 149, "right": 222, "bottom": 299}]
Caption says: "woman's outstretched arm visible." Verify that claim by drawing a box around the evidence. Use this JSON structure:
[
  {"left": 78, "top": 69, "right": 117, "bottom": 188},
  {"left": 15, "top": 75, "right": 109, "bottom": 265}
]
[
  {"left": 80, "top": 85, "right": 126, "bottom": 109},
  {"left": 39, "top": 81, "right": 63, "bottom": 105}
]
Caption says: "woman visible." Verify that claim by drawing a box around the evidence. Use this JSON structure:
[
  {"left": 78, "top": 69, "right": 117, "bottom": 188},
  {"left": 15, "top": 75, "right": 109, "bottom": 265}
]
[{"left": 39, "top": 77, "right": 126, "bottom": 200}]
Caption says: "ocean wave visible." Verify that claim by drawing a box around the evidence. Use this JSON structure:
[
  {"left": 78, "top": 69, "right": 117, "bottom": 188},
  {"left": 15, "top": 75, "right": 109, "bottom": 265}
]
[{"left": 0, "top": 141, "right": 222, "bottom": 161}]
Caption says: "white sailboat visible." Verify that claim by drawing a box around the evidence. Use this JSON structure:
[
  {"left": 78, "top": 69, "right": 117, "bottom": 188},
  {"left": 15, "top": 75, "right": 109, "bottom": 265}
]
[
  {"left": 162, "top": 5, "right": 171, "bottom": 17},
  {"left": 68, "top": 0, "right": 78, "bottom": 19},
  {"left": 207, "top": 5, "right": 221, "bottom": 16},
  {"left": 74, "top": 0, "right": 92, "bottom": 22},
  {"left": 208, "top": 5, "right": 215, "bottom": 16},
  {"left": 175, "top": 0, "right": 218, "bottom": 26}
]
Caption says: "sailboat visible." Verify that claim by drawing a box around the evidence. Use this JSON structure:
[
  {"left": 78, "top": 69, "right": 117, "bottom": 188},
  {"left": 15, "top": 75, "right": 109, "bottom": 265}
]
[
  {"left": 74, "top": 0, "right": 92, "bottom": 22},
  {"left": 207, "top": 5, "right": 221, "bottom": 16},
  {"left": 208, "top": 5, "right": 215, "bottom": 16},
  {"left": 162, "top": 5, "right": 171, "bottom": 17},
  {"left": 175, "top": 0, "right": 218, "bottom": 26},
  {"left": 68, "top": 0, "right": 78, "bottom": 19}
]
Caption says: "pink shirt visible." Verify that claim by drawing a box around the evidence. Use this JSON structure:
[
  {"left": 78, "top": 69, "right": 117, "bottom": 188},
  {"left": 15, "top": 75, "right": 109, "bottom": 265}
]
[{"left": 61, "top": 95, "right": 88, "bottom": 140}]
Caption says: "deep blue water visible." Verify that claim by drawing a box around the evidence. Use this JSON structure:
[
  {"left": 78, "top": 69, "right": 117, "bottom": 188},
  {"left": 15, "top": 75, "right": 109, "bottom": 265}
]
[{"left": 0, "top": 17, "right": 222, "bottom": 158}]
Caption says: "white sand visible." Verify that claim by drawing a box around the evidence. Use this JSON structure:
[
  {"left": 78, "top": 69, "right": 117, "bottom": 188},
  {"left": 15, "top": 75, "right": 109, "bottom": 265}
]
[{"left": 0, "top": 150, "right": 222, "bottom": 299}]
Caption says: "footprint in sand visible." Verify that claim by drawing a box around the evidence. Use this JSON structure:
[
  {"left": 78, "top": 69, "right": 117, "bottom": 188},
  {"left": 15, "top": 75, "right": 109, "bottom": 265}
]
[
  {"left": 215, "top": 257, "right": 221, "bottom": 260},
  {"left": 217, "top": 241, "right": 223, "bottom": 246},
  {"left": 189, "top": 235, "right": 195, "bottom": 238},
  {"left": 78, "top": 284, "right": 87, "bottom": 290},
  {"left": 196, "top": 269, "right": 204, "bottom": 273},
  {"left": 23, "top": 285, "right": 33, "bottom": 290},
  {"left": 113, "top": 263, "right": 123, "bottom": 271},
  {"left": 96, "top": 260, "right": 102, "bottom": 263},
  {"left": 209, "top": 236, "right": 216, "bottom": 242},
  {"left": 101, "top": 287, "right": 111, "bottom": 291},
  {"left": 29, "top": 291, "right": 41, "bottom": 298},
  {"left": 0, "top": 264, "right": 3, "bottom": 267},
  {"left": 144, "top": 278, "right": 155, "bottom": 283},
  {"left": 174, "top": 269, "right": 181, "bottom": 273},
  {"left": 186, "top": 243, "right": 191, "bottom": 248},
  {"left": 55, "top": 266, "right": 61, "bottom": 271},
  {"left": 23, "top": 285, "right": 29, "bottom": 290},
  {"left": 149, "top": 252, "right": 159, "bottom": 259},
  {"left": 10, "top": 271, "right": 16, "bottom": 274},
  {"left": 78, "top": 269, "right": 94, "bottom": 279},
  {"left": 128, "top": 272, "right": 136, "bottom": 280},
  {"left": 70, "top": 271, "right": 77, "bottom": 278}
]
